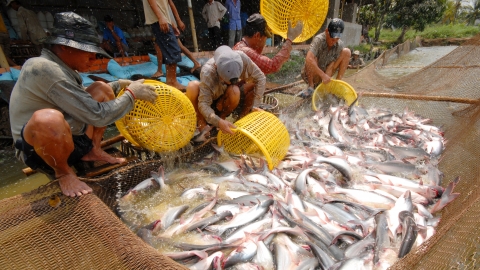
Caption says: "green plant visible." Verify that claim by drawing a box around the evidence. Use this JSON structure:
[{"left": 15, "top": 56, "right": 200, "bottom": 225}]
[{"left": 265, "top": 53, "right": 305, "bottom": 85}]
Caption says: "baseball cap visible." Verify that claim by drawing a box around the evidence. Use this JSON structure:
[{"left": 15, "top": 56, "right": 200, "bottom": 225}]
[
  {"left": 328, "top": 18, "right": 345, "bottom": 38},
  {"left": 41, "top": 12, "right": 111, "bottom": 58},
  {"left": 353, "top": 50, "right": 360, "bottom": 55},
  {"left": 214, "top": 46, "right": 243, "bottom": 84},
  {"left": 245, "top": 13, "right": 272, "bottom": 38}
]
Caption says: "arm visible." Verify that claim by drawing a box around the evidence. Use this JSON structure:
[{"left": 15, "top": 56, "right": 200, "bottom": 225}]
[
  {"left": 217, "top": 2, "right": 227, "bottom": 20},
  {"left": 47, "top": 80, "right": 135, "bottom": 127},
  {"left": 242, "top": 54, "right": 266, "bottom": 108},
  {"left": 202, "top": 5, "right": 208, "bottom": 22},
  {"left": 147, "top": 0, "right": 169, "bottom": 33},
  {"left": 168, "top": 0, "right": 185, "bottom": 32},
  {"left": 110, "top": 27, "right": 126, "bottom": 55},
  {"left": 16, "top": 11, "right": 29, "bottom": 41},
  {"left": 305, "top": 50, "right": 330, "bottom": 84},
  {"left": 239, "top": 40, "right": 292, "bottom": 75}
]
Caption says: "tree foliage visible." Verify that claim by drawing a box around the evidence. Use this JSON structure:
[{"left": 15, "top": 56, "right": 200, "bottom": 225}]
[{"left": 359, "top": 0, "right": 447, "bottom": 43}]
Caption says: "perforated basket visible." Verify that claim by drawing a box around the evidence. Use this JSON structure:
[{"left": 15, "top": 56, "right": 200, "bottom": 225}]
[
  {"left": 115, "top": 80, "right": 197, "bottom": 152},
  {"left": 312, "top": 79, "right": 358, "bottom": 110},
  {"left": 217, "top": 111, "right": 290, "bottom": 170},
  {"left": 260, "top": 0, "right": 329, "bottom": 43},
  {"left": 259, "top": 94, "right": 279, "bottom": 114}
]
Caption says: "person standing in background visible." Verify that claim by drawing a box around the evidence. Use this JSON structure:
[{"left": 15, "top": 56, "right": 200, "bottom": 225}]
[
  {"left": 0, "top": 12, "right": 16, "bottom": 66},
  {"left": 101, "top": 15, "right": 129, "bottom": 57},
  {"left": 142, "top": 0, "right": 185, "bottom": 90},
  {"left": 225, "top": 0, "right": 241, "bottom": 48},
  {"left": 202, "top": 0, "right": 226, "bottom": 49},
  {"left": 6, "top": 0, "right": 47, "bottom": 52}
]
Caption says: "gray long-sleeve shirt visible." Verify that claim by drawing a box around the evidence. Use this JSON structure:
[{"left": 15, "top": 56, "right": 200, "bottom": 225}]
[
  {"left": 9, "top": 49, "right": 134, "bottom": 149},
  {"left": 198, "top": 51, "right": 266, "bottom": 127}
]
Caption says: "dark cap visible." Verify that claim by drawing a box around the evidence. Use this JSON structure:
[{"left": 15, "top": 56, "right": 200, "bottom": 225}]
[
  {"left": 245, "top": 13, "right": 272, "bottom": 38},
  {"left": 104, "top": 15, "right": 114, "bottom": 22},
  {"left": 42, "top": 12, "right": 111, "bottom": 58},
  {"left": 328, "top": 18, "right": 345, "bottom": 38}
]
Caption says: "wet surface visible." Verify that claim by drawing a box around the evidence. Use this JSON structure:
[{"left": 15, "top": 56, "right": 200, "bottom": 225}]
[{"left": 376, "top": 46, "right": 458, "bottom": 78}]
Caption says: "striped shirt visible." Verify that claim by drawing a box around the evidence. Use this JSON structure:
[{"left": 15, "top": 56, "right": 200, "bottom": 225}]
[{"left": 198, "top": 51, "right": 266, "bottom": 127}]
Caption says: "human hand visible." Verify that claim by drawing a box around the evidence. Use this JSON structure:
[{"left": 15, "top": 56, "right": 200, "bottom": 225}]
[
  {"left": 127, "top": 79, "right": 157, "bottom": 103},
  {"left": 287, "top": 20, "right": 303, "bottom": 41},
  {"left": 177, "top": 20, "right": 186, "bottom": 32},
  {"left": 159, "top": 17, "right": 169, "bottom": 33},
  {"left": 118, "top": 79, "right": 133, "bottom": 90},
  {"left": 218, "top": 119, "right": 236, "bottom": 135},
  {"left": 172, "top": 25, "right": 180, "bottom": 36},
  {"left": 321, "top": 73, "right": 332, "bottom": 84},
  {"left": 252, "top": 107, "right": 264, "bottom": 113}
]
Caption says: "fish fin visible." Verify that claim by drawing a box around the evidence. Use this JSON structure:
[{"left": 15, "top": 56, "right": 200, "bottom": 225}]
[{"left": 430, "top": 177, "right": 460, "bottom": 214}]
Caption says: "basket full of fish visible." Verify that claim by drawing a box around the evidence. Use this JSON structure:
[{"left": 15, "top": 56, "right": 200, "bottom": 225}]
[{"left": 116, "top": 94, "right": 457, "bottom": 270}]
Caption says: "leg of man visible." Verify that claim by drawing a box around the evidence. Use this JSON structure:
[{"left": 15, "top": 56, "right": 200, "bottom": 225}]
[
  {"left": 21, "top": 82, "right": 122, "bottom": 197},
  {"left": 228, "top": 29, "right": 236, "bottom": 47},
  {"left": 213, "top": 26, "right": 222, "bottom": 48},
  {"left": 325, "top": 48, "right": 351, "bottom": 80},
  {"left": 81, "top": 82, "right": 126, "bottom": 164},
  {"left": 185, "top": 81, "right": 207, "bottom": 129},
  {"left": 152, "top": 42, "right": 164, "bottom": 78},
  {"left": 151, "top": 23, "right": 185, "bottom": 90},
  {"left": 208, "top": 27, "right": 215, "bottom": 49},
  {"left": 177, "top": 38, "right": 201, "bottom": 73},
  {"left": 235, "top": 29, "right": 242, "bottom": 45},
  {"left": 238, "top": 82, "right": 256, "bottom": 118},
  {"left": 215, "top": 84, "right": 240, "bottom": 119}
]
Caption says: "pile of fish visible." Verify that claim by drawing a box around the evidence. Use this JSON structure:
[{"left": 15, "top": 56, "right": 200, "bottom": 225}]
[{"left": 117, "top": 97, "right": 459, "bottom": 270}]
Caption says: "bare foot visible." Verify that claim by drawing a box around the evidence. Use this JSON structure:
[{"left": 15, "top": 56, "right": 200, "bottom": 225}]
[
  {"left": 152, "top": 71, "right": 164, "bottom": 78},
  {"left": 58, "top": 174, "right": 92, "bottom": 197},
  {"left": 168, "top": 81, "right": 186, "bottom": 91},
  {"left": 190, "top": 63, "right": 201, "bottom": 74},
  {"left": 81, "top": 148, "right": 126, "bottom": 164}
]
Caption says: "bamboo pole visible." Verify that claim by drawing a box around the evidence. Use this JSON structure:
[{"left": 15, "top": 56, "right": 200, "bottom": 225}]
[
  {"left": 359, "top": 92, "right": 480, "bottom": 104},
  {"left": 0, "top": 46, "right": 10, "bottom": 71},
  {"left": 187, "top": 0, "right": 199, "bottom": 52}
]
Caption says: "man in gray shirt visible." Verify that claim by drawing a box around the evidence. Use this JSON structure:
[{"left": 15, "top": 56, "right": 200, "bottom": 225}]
[
  {"left": 202, "top": 0, "right": 227, "bottom": 49},
  {"left": 9, "top": 12, "right": 157, "bottom": 197},
  {"left": 299, "top": 18, "right": 351, "bottom": 98}
]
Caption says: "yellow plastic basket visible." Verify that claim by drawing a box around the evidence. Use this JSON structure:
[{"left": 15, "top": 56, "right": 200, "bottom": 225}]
[
  {"left": 115, "top": 80, "right": 197, "bottom": 152},
  {"left": 260, "top": 0, "right": 329, "bottom": 43},
  {"left": 312, "top": 79, "right": 358, "bottom": 110},
  {"left": 217, "top": 111, "right": 290, "bottom": 170}
]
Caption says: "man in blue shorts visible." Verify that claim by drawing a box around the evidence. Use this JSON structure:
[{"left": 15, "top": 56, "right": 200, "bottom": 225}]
[{"left": 142, "top": 0, "right": 185, "bottom": 90}]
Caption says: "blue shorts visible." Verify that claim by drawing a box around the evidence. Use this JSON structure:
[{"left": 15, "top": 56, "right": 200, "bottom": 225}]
[
  {"left": 15, "top": 125, "right": 93, "bottom": 176},
  {"left": 151, "top": 23, "right": 182, "bottom": 65}
]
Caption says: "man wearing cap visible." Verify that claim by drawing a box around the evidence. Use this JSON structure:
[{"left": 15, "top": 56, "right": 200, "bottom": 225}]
[
  {"left": 348, "top": 50, "right": 365, "bottom": 69},
  {"left": 142, "top": 0, "right": 185, "bottom": 90},
  {"left": 299, "top": 18, "right": 351, "bottom": 98},
  {"left": 9, "top": 12, "right": 157, "bottom": 197},
  {"left": 101, "top": 15, "right": 129, "bottom": 57},
  {"left": 202, "top": 0, "right": 227, "bottom": 49},
  {"left": 233, "top": 13, "right": 303, "bottom": 75},
  {"left": 6, "top": 0, "right": 47, "bottom": 51},
  {"left": 185, "top": 45, "right": 265, "bottom": 135}
]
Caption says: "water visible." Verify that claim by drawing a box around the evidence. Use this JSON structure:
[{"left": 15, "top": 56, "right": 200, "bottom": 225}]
[{"left": 376, "top": 46, "right": 457, "bottom": 78}]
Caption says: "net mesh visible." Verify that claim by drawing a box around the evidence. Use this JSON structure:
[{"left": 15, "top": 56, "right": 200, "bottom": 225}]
[
  {"left": 343, "top": 34, "right": 480, "bottom": 269},
  {"left": 0, "top": 34, "right": 479, "bottom": 269}
]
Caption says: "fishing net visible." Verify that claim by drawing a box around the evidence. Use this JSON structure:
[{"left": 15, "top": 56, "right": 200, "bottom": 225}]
[{"left": 0, "top": 34, "right": 479, "bottom": 269}]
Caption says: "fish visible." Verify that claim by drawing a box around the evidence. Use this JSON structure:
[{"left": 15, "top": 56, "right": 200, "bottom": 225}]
[
  {"left": 223, "top": 237, "right": 258, "bottom": 268},
  {"left": 429, "top": 176, "right": 460, "bottom": 214},
  {"left": 206, "top": 199, "right": 274, "bottom": 236},
  {"left": 192, "top": 125, "right": 213, "bottom": 144},
  {"left": 185, "top": 211, "right": 233, "bottom": 232},
  {"left": 397, "top": 211, "right": 418, "bottom": 258},
  {"left": 374, "top": 212, "right": 390, "bottom": 264}
]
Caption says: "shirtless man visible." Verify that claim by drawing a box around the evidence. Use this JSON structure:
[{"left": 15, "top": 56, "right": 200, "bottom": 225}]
[{"left": 9, "top": 12, "right": 157, "bottom": 197}]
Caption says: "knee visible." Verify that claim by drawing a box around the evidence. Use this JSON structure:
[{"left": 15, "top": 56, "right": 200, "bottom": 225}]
[
  {"left": 31, "top": 109, "right": 65, "bottom": 125},
  {"left": 86, "top": 81, "right": 115, "bottom": 101},
  {"left": 226, "top": 85, "right": 240, "bottom": 101},
  {"left": 340, "top": 48, "right": 351, "bottom": 60},
  {"left": 186, "top": 81, "right": 200, "bottom": 101},
  {"left": 26, "top": 109, "right": 69, "bottom": 136}
]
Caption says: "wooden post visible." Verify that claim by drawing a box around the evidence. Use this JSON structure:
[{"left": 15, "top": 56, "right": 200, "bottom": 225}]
[
  {"left": 0, "top": 46, "right": 10, "bottom": 71},
  {"left": 187, "top": 0, "right": 199, "bottom": 52}
]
